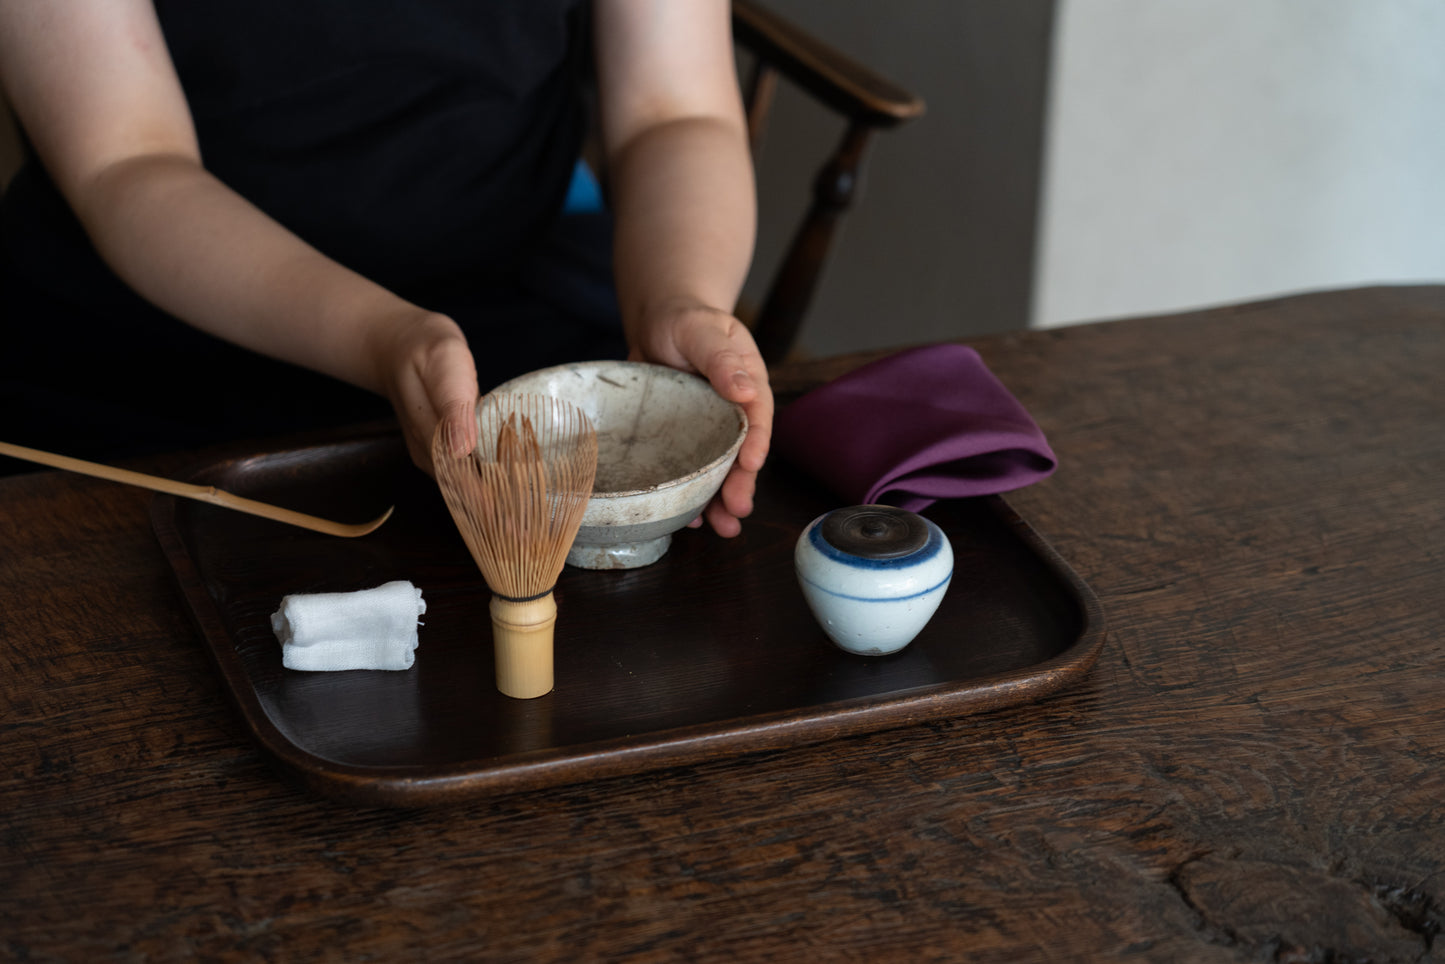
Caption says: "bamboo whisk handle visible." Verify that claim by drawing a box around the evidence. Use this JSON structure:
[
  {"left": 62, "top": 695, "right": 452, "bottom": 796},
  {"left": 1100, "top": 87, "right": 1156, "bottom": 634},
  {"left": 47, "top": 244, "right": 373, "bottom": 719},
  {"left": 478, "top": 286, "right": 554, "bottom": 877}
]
[{"left": 490, "top": 594, "right": 558, "bottom": 699}]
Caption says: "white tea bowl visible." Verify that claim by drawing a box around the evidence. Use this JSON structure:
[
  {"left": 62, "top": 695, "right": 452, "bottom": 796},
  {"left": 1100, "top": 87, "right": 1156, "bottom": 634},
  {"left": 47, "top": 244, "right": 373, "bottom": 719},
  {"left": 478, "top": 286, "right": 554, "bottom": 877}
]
[
  {"left": 794, "top": 505, "right": 953, "bottom": 655},
  {"left": 493, "top": 360, "right": 748, "bottom": 569}
]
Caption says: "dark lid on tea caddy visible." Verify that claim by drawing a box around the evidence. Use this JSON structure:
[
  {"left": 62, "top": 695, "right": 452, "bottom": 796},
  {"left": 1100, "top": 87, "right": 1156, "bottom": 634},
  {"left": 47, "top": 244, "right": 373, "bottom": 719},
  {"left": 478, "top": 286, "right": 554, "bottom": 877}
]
[{"left": 818, "top": 505, "right": 929, "bottom": 560}]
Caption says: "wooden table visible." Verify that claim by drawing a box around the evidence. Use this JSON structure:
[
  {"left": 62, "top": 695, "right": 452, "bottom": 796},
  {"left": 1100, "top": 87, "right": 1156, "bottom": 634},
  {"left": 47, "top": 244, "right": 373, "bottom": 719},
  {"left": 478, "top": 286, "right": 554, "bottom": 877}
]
[{"left": 4, "top": 285, "right": 1442, "bottom": 961}]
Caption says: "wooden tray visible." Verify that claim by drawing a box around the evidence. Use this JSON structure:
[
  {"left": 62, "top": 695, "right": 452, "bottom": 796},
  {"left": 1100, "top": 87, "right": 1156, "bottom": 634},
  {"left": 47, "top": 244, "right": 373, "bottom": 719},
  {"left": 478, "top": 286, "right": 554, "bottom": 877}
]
[{"left": 151, "top": 434, "right": 1105, "bottom": 807}]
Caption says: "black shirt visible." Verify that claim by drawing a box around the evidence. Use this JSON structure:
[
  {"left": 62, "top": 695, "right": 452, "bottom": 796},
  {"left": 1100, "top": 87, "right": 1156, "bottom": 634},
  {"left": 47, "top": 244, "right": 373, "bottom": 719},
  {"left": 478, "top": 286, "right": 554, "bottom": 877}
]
[{"left": 0, "top": 0, "right": 623, "bottom": 462}]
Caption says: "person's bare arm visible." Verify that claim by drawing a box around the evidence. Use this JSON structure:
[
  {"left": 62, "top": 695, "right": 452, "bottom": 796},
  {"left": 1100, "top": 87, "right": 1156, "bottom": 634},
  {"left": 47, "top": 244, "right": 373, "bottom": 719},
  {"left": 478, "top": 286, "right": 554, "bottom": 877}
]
[
  {"left": 0, "top": 0, "right": 478, "bottom": 468},
  {"left": 594, "top": 0, "right": 770, "bottom": 538}
]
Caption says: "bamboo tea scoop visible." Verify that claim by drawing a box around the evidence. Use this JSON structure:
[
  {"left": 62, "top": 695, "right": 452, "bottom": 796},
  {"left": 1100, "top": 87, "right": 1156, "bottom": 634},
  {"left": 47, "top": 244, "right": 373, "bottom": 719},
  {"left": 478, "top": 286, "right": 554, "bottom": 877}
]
[{"left": 0, "top": 440, "right": 393, "bottom": 538}]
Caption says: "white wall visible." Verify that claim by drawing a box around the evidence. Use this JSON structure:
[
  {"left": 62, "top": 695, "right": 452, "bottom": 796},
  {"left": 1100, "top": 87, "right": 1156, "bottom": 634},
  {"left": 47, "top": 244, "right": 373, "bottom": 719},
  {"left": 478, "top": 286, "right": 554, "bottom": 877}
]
[{"left": 1034, "top": 0, "right": 1445, "bottom": 328}]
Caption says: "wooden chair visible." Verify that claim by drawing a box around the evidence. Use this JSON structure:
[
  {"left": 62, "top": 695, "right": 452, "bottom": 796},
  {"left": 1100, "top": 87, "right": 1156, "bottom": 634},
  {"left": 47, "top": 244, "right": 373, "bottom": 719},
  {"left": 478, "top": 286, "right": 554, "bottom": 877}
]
[{"left": 731, "top": 0, "right": 925, "bottom": 365}]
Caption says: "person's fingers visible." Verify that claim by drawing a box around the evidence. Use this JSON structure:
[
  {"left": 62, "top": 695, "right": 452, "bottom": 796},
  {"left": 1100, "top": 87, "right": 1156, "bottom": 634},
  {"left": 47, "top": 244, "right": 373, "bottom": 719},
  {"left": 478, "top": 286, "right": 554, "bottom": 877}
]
[
  {"left": 384, "top": 362, "right": 433, "bottom": 472},
  {"left": 384, "top": 314, "right": 477, "bottom": 475},
  {"left": 692, "top": 360, "right": 765, "bottom": 533},
  {"left": 424, "top": 344, "right": 478, "bottom": 461},
  {"left": 735, "top": 388, "right": 771, "bottom": 475},
  {"left": 719, "top": 461, "right": 757, "bottom": 520},
  {"left": 628, "top": 303, "right": 773, "bottom": 538},
  {"left": 704, "top": 495, "right": 742, "bottom": 538},
  {"left": 705, "top": 365, "right": 771, "bottom": 479},
  {"left": 672, "top": 315, "right": 773, "bottom": 477},
  {"left": 434, "top": 397, "right": 475, "bottom": 460}
]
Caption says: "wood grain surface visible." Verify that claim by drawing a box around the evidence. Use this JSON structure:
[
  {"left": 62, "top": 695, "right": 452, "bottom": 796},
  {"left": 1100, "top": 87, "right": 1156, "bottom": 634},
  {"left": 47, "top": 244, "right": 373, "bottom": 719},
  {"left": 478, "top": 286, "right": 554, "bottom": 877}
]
[{"left": 4, "top": 285, "right": 1443, "bottom": 962}]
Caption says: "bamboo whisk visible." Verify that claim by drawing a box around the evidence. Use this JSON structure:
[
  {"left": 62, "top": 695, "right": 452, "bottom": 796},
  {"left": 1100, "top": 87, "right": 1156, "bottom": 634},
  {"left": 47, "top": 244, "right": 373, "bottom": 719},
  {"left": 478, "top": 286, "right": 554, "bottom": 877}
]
[{"left": 432, "top": 393, "right": 598, "bottom": 699}]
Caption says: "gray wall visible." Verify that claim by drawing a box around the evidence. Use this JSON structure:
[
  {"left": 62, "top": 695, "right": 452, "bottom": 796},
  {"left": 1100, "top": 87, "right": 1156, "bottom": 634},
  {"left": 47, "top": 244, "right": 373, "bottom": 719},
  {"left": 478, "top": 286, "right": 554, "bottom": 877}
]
[
  {"left": 753, "top": 1, "right": 1445, "bottom": 347},
  {"left": 742, "top": 0, "right": 1056, "bottom": 357},
  {"left": 1036, "top": 0, "right": 1445, "bottom": 328}
]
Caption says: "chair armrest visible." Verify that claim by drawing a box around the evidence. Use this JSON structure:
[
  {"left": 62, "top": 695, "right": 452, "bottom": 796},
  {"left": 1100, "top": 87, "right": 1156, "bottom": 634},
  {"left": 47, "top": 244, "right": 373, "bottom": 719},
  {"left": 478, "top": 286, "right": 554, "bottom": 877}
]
[{"left": 732, "top": 0, "right": 925, "bottom": 127}]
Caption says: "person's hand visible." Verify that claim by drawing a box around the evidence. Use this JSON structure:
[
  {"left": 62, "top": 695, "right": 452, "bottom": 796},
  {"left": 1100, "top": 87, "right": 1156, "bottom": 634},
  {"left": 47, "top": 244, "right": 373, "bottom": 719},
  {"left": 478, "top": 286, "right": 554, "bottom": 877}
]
[
  {"left": 629, "top": 298, "right": 772, "bottom": 537},
  {"left": 375, "top": 310, "right": 479, "bottom": 474}
]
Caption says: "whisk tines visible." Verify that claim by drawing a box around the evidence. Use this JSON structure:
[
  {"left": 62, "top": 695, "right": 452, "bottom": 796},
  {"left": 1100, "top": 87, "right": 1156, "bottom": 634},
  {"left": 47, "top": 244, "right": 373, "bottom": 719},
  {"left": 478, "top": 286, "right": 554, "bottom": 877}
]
[
  {"left": 432, "top": 392, "right": 598, "bottom": 698},
  {"left": 495, "top": 410, "right": 542, "bottom": 467}
]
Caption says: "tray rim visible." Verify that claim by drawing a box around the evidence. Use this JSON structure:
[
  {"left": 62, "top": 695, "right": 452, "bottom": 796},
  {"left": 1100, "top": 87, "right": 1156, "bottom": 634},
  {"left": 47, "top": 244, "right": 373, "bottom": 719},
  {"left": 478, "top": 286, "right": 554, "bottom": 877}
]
[{"left": 150, "top": 436, "right": 1107, "bottom": 808}]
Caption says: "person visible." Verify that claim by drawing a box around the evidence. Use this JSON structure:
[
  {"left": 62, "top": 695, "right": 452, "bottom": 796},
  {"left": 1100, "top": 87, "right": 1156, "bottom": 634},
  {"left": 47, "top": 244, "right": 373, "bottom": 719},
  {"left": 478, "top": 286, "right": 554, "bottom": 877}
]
[{"left": 0, "top": 0, "right": 771, "bottom": 537}]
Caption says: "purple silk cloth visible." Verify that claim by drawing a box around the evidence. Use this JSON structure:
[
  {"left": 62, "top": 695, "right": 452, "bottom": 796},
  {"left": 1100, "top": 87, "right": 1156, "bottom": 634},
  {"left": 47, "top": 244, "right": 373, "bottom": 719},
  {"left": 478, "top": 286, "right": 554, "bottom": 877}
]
[{"left": 772, "top": 344, "right": 1057, "bottom": 512}]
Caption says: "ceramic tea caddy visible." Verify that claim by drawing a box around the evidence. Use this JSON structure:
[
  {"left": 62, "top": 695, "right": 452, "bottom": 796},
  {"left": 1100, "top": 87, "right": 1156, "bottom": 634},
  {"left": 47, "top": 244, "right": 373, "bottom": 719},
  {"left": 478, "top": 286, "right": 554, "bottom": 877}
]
[{"left": 794, "top": 505, "right": 953, "bottom": 656}]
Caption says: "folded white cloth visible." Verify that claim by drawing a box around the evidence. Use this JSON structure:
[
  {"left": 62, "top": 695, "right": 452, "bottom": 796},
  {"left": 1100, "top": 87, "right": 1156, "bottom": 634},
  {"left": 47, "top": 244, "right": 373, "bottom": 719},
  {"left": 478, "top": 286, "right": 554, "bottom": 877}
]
[{"left": 270, "top": 581, "right": 426, "bottom": 672}]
